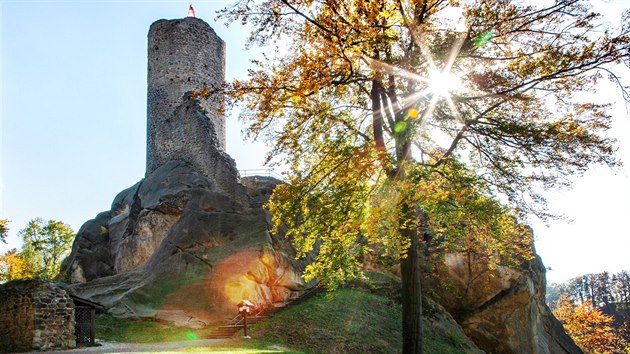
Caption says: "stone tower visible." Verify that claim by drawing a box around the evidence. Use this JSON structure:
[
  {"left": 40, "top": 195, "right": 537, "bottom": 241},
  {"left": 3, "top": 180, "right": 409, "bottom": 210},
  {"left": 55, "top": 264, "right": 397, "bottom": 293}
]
[{"left": 146, "top": 17, "right": 226, "bottom": 175}]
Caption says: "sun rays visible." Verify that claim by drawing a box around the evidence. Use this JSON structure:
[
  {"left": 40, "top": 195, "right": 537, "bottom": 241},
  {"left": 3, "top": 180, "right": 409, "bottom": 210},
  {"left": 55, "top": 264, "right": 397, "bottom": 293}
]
[
  {"left": 273, "top": 1, "right": 473, "bottom": 160},
  {"left": 426, "top": 69, "right": 464, "bottom": 99},
  {"left": 358, "top": 2, "right": 469, "bottom": 127},
  {"left": 360, "top": 16, "right": 470, "bottom": 162}
]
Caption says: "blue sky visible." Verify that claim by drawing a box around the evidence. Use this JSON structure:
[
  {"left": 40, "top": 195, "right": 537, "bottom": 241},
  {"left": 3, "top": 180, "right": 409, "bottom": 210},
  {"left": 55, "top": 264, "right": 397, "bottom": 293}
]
[{"left": 1, "top": 0, "right": 629, "bottom": 284}]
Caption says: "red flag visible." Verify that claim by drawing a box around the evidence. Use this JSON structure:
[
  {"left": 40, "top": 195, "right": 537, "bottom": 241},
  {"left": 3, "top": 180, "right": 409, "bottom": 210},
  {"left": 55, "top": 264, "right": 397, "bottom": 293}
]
[{"left": 188, "top": 4, "right": 196, "bottom": 17}]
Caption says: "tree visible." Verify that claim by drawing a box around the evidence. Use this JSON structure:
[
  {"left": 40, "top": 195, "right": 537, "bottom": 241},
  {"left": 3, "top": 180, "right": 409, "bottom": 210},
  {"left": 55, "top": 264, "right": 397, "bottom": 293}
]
[
  {"left": 0, "top": 219, "right": 9, "bottom": 244},
  {"left": 547, "top": 282, "right": 569, "bottom": 309},
  {"left": 554, "top": 295, "right": 627, "bottom": 353},
  {"left": 551, "top": 271, "right": 630, "bottom": 308},
  {"left": 18, "top": 218, "right": 75, "bottom": 280},
  {"left": 612, "top": 271, "right": 630, "bottom": 304},
  {"left": 218, "top": 1, "right": 629, "bottom": 352},
  {"left": 0, "top": 248, "right": 33, "bottom": 282}
]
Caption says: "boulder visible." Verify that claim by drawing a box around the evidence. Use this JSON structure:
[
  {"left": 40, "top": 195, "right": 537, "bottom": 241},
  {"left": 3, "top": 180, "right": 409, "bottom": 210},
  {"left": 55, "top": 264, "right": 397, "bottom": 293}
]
[
  {"left": 437, "top": 252, "right": 583, "bottom": 354},
  {"left": 64, "top": 101, "right": 309, "bottom": 327},
  {"left": 65, "top": 211, "right": 113, "bottom": 282},
  {"left": 424, "top": 297, "right": 485, "bottom": 354}
]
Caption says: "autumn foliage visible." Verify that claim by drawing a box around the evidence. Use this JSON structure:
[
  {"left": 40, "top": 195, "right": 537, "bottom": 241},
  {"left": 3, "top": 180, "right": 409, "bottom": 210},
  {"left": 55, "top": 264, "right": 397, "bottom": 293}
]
[
  {"left": 0, "top": 249, "right": 34, "bottom": 281},
  {"left": 553, "top": 295, "right": 628, "bottom": 353},
  {"left": 218, "top": 0, "right": 629, "bottom": 352}
]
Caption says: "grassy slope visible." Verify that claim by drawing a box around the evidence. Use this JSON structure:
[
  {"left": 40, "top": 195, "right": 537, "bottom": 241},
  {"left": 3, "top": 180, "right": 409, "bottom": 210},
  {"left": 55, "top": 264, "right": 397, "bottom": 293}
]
[
  {"left": 96, "top": 288, "right": 474, "bottom": 353},
  {"left": 253, "top": 288, "right": 474, "bottom": 354},
  {"left": 253, "top": 288, "right": 401, "bottom": 354}
]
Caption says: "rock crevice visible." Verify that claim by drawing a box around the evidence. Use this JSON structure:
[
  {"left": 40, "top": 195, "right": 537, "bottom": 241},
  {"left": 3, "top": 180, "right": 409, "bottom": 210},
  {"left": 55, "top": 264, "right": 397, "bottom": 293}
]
[{"left": 437, "top": 253, "right": 582, "bottom": 354}]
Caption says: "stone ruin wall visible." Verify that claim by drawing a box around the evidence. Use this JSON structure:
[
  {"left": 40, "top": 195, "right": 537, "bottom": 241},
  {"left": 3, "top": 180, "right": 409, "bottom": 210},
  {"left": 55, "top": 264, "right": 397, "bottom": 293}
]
[
  {"left": 146, "top": 17, "right": 226, "bottom": 175},
  {"left": 0, "top": 280, "right": 76, "bottom": 352}
]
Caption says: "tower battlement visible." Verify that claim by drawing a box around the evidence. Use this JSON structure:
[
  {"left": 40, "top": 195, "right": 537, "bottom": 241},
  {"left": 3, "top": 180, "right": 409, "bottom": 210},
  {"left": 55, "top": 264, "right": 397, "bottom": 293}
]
[{"left": 146, "top": 17, "right": 226, "bottom": 175}]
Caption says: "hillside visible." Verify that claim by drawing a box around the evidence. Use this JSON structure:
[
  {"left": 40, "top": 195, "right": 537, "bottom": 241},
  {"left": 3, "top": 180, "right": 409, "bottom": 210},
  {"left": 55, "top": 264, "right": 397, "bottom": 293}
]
[
  {"left": 253, "top": 288, "right": 489, "bottom": 353},
  {"left": 96, "top": 287, "right": 482, "bottom": 354}
]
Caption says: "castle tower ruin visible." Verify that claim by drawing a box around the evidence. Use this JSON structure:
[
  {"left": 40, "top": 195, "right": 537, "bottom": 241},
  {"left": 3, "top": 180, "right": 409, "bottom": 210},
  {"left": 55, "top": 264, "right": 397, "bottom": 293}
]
[{"left": 146, "top": 17, "right": 226, "bottom": 175}]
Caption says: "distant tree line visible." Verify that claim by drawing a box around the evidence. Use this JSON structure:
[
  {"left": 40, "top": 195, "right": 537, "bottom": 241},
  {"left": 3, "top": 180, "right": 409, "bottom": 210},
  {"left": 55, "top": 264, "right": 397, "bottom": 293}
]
[
  {"left": 553, "top": 294, "right": 628, "bottom": 353},
  {"left": 548, "top": 270, "right": 630, "bottom": 353},
  {"left": 548, "top": 271, "right": 630, "bottom": 311},
  {"left": 0, "top": 218, "right": 75, "bottom": 282},
  {"left": 0, "top": 219, "right": 9, "bottom": 244}
]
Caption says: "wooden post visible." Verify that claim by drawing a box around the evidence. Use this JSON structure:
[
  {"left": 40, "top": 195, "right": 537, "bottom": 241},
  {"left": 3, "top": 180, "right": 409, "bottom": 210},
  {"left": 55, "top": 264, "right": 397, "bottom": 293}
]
[
  {"left": 90, "top": 308, "right": 96, "bottom": 345},
  {"left": 243, "top": 310, "right": 248, "bottom": 338}
]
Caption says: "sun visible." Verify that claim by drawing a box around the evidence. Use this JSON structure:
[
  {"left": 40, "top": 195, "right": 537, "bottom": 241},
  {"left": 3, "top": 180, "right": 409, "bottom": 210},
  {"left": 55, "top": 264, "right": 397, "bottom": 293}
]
[{"left": 426, "top": 69, "right": 462, "bottom": 98}]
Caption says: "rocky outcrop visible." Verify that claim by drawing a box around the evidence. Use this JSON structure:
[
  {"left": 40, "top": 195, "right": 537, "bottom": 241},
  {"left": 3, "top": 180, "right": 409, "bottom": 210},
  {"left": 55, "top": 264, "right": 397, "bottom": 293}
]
[
  {"left": 419, "top": 297, "right": 485, "bottom": 354},
  {"left": 437, "top": 253, "right": 583, "bottom": 354},
  {"left": 147, "top": 98, "right": 241, "bottom": 201},
  {"left": 64, "top": 16, "right": 312, "bottom": 327},
  {"left": 64, "top": 100, "right": 308, "bottom": 328},
  {"left": 0, "top": 279, "right": 76, "bottom": 352}
]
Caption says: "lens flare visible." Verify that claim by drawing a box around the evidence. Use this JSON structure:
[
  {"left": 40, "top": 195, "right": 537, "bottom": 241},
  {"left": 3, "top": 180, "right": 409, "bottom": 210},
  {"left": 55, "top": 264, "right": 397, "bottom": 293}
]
[
  {"left": 394, "top": 121, "right": 407, "bottom": 133},
  {"left": 426, "top": 69, "right": 462, "bottom": 98},
  {"left": 223, "top": 275, "right": 259, "bottom": 305},
  {"left": 474, "top": 32, "right": 493, "bottom": 47}
]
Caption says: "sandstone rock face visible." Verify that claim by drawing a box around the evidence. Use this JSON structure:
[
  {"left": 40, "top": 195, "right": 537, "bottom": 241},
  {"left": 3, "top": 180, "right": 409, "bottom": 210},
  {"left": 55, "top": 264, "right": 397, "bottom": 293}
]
[
  {"left": 437, "top": 253, "right": 582, "bottom": 354},
  {"left": 65, "top": 16, "right": 308, "bottom": 327},
  {"left": 64, "top": 106, "right": 307, "bottom": 326},
  {"left": 147, "top": 98, "right": 244, "bottom": 203},
  {"left": 0, "top": 279, "right": 76, "bottom": 352},
  {"left": 66, "top": 211, "right": 113, "bottom": 282}
]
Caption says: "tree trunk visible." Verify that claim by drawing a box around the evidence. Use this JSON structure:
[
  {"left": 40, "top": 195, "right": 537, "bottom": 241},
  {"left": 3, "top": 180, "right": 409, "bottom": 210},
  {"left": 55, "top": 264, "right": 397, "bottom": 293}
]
[
  {"left": 400, "top": 203, "right": 423, "bottom": 354},
  {"left": 371, "top": 70, "right": 422, "bottom": 353},
  {"left": 371, "top": 79, "right": 386, "bottom": 155}
]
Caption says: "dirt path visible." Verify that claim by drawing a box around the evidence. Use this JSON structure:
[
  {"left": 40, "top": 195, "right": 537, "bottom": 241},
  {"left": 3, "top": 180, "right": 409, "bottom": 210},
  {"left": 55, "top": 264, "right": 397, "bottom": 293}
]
[{"left": 31, "top": 339, "right": 233, "bottom": 353}]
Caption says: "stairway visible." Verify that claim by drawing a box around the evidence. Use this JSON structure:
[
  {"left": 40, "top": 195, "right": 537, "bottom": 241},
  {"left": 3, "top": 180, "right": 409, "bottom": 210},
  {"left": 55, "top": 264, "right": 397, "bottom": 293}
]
[
  {"left": 204, "top": 287, "right": 321, "bottom": 339},
  {"left": 204, "top": 314, "right": 268, "bottom": 339}
]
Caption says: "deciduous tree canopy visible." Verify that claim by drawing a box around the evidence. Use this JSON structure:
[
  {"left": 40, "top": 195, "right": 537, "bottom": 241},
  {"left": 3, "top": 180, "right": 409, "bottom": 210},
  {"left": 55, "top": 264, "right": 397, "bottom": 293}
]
[
  {"left": 548, "top": 270, "right": 630, "bottom": 310},
  {"left": 0, "top": 249, "right": 33, "bottom": 282},
  {"left": 18, "top": 218, "right": 75, "bottom": 281},
  {"left": 553, "top": 295, "right": 628, "bottom": 353},
  {"left": 218, "top": 0, "right": 629, "bottom": 352}
]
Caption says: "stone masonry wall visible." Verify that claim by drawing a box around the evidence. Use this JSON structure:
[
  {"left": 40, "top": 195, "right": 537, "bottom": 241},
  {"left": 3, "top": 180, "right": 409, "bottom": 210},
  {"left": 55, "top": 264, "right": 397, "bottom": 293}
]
[
  {"left": 147, "top": 17, "right": 226, "bottom": 176},
  {"left": 0, "top": 279, "right": 76, "bottom": 352}
]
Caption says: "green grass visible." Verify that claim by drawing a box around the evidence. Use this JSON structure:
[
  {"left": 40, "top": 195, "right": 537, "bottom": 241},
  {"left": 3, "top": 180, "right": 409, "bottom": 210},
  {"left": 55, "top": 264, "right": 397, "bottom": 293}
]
[
  {"left": 251, "top": 288, "right": 402, "bottom": 354},
  {"left": 252, "top": 288, "right": 473, "bottom": 354},
  {"left": 96, "top": 288, "right": 476, "bottom": 353},
  {"left": 96, "top": 314, "right": 212, "bottom": 343},
  {"left": 422, "top": 325, "right": 470, "bottom": 354},
  {"left": 95, "top": 315, "right": 303, "bottom": 352}
]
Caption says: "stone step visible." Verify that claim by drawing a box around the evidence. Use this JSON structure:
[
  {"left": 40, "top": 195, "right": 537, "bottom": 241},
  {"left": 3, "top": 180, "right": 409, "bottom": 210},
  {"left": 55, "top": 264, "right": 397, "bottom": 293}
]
[
  {"left": 205, "top": 334, "right": 235, "bottom": 339},
  {"left": 214, "top": 327, "right": 240, "bottom": 332},
  {"left": 203, "top": 288, "right": 321, "bottom": 340}
]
